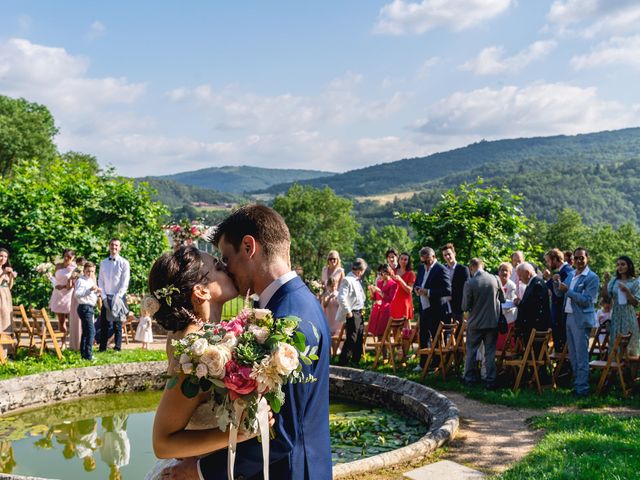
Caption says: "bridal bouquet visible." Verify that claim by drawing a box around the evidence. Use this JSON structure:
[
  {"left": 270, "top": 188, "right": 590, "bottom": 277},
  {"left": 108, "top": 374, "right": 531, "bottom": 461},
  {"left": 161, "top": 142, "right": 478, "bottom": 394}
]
[
  {"left": 170, "top": 307, "right": 318, "bottom": 479},
  {"left": 170, "top": 307, "right": 318, "bottom": 433}
]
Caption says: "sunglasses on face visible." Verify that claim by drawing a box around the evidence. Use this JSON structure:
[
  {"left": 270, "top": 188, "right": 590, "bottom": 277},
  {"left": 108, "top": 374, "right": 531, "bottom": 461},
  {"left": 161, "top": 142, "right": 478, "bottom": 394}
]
[
  {"left": 574, "top": 256, "right": 586, "bottom": 261},
  {"left": 328, "top": 258, "right": 338, "bottom": 261}
]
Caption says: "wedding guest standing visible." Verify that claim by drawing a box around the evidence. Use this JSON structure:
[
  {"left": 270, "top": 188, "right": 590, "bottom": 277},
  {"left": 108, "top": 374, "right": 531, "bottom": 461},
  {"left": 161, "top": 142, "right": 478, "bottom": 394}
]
[
  {"left": 367, "top": 264, "right": 397, "bottom": 340},
  {"left": 496, "top": 262, "right": 518, "bottom": 351},
  {"left": 554, "top": 247, "right": 599, "bottom": 397},
  {"left": 98, "top": 238, "right": 130, "bottom": 352},
  {"left": 321, "top": 276, "right": 341, "bottom": 335},
  {"left": 337, "top": 258, "right": 367, "bottom": 366},
  {"left": 514, "top": 263, "right": 551, "bottom": 342},
  {"left": 0, "top": 248, "right": 17, "bottom": 358},
  {"left": 68, "top": 257, "right": 86, "bottom": 351},
  {"left": 385, "top": 248, "right": 399, "bottom": 272},
  {"left": 134, "top": 307, "right": 154, "bottom": 350},
  {"left": 74, "top": 262, "right": 101, "bottom": 361},
  {"left": 321, "top": 250, "right": 345, "bottom": 292},
  {"left": 49, "top": 249, "right": 76, "bottom": 342},
  {"left": 602, "top": 256, "right": 640, "bottom": 357},
  {"left": 389, "top": 252, "right": 416, "bottom": 324},
  {"left": 440, "top": 243, "right": 469, "bottom": 323},
  {"left": 544, "top": 248, "right": 574, "bottom": 353}
]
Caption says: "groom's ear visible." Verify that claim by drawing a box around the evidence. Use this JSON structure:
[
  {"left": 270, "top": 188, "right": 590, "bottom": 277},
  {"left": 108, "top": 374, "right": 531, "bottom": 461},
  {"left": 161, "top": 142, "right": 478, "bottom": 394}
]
[{"left": 241, "top": 235, "right": 258, "bottom": 258}]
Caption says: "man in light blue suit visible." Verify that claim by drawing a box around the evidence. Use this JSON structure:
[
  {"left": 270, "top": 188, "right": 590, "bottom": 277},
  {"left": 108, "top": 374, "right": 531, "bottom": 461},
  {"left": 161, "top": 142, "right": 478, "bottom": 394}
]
[{"left": 553, "top": 247, "right": 599, "bottom": 397}]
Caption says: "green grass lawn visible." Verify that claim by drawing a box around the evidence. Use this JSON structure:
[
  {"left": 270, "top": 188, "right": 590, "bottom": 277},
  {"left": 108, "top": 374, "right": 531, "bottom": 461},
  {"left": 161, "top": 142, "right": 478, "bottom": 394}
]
[
  {"left": 340, "top": 352, "right": 640, "bottom": 410},
  {"left": 0, "top": 348, "right": 166, "bottom": 380},
  {"left": 497, "top": 413, "right": 640, "bottom": 479}
]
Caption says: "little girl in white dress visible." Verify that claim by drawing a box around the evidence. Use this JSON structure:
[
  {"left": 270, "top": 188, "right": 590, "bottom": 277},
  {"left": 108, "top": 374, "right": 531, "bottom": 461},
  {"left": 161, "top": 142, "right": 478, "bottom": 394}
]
[{"left": 134, "top": 309, "right": 154, "bottom": 349}]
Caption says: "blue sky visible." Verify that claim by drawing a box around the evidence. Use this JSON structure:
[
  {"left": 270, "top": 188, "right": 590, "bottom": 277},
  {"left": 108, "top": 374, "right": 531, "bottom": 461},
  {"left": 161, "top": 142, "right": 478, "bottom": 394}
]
[{"left": 1, "top": 0, "right": 639, "bottom": 176}]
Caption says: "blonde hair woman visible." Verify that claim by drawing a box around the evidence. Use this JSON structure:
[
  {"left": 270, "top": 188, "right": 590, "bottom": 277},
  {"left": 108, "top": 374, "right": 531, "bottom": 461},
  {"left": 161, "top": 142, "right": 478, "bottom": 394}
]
[{"left": 321, "top": 250, "right": 345, "bottom": 292}]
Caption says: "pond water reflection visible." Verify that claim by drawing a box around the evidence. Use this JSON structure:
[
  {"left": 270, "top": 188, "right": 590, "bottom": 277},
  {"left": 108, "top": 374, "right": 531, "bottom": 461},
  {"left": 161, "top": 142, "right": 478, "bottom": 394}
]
[{"left": 0, "top": 391, "right": 424, "bottom": 479}]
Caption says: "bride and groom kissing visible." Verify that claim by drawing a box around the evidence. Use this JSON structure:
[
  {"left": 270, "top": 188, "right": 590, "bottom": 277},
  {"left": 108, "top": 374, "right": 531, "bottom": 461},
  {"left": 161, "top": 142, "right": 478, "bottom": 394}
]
[{"left": 146, "top": 205, "right": 332, "bottom": 480}]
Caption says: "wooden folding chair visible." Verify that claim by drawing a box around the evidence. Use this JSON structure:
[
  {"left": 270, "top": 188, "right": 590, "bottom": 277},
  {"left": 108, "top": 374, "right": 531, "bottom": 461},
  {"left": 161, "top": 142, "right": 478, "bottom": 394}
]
[
  {"left": 418, "top": 321, "right": 458, "bottom": 381},
  {"left": 589, "top": 321, "right": 609, "bottom": 361},
  {"left": 590, "top": 332, "right": 632, "bottom": 397},
  {"left": 371, "top": 318, "right": 406, "bottom": 371},
  {"left": 11, "top": 305, "right": 35, "bottom": 349},
  {"left": 0, "top": 333, "right": 16, "bottom": 364},
  {"left": 503, "top": 329, "right": 553, "bottom": 393},
  {"left": 331, "top": 324, "right": 345, "bottom": 357},
  {"left": 451, "top": 320, "right": 467, "bottom": 372},
  {"left": 30, "top": 308, "right": 64, "bottom": 360},
  {"left": 495, "top": 326, "right": 522, "bottom": 372}
]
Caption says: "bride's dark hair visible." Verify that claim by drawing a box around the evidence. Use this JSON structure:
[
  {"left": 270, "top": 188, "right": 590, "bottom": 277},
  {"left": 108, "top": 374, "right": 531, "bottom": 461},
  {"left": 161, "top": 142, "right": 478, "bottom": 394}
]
[{"left": 148, "top": 246, "right": 216, "bottom": 332}]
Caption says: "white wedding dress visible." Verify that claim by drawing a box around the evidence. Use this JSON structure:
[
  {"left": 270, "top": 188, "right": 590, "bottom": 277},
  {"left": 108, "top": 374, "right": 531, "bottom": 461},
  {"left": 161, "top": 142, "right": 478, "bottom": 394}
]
[{"left": 144, "top": 400, "right": 220, "bottom": 480}]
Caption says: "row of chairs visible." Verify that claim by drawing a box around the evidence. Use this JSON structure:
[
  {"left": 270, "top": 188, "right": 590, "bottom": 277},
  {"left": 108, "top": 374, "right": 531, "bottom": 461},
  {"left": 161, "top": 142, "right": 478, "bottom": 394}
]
[
  {"left": 336, "top": 313, "right": 639, "bottom": 396},
  {"left": 0, "top": 305, "right": 64, "bottom": 363}
]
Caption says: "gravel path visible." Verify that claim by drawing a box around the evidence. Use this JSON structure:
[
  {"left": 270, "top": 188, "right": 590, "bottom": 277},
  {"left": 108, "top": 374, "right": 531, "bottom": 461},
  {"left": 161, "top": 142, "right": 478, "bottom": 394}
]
[{"left": 437, "top": 391, "right": 541, "bottom": 474}]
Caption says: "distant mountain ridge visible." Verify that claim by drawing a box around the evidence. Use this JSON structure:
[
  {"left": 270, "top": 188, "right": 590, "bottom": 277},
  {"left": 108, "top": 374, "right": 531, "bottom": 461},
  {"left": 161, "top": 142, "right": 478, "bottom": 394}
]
[
  {"left": 260, "top": 128, "right": 640, "bottom": 196},
  {"left": 154, "top": 165, "right": 335, "bottom": 194}
]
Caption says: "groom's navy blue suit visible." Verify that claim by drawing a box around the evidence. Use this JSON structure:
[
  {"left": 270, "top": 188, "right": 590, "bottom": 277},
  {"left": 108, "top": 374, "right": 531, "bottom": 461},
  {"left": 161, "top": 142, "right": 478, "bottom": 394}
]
[{"left": 198, "top": 276, "right": 333, "bottom": 480}]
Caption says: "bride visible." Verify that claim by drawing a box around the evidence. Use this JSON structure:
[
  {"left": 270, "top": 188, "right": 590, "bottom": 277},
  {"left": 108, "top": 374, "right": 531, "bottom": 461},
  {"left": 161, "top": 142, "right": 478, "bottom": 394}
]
[{"left": 144, "top": 246, "right": 272, "bottom": 480}]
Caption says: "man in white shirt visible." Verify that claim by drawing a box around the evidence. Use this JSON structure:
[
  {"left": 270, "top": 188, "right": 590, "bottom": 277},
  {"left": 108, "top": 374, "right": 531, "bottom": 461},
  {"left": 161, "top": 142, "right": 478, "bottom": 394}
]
[
  {"left": 337, "top": 258, "right": 367, "bottom": 366},
  {"left": 98, "top": 238, "right": 130, "bottom": 352}
]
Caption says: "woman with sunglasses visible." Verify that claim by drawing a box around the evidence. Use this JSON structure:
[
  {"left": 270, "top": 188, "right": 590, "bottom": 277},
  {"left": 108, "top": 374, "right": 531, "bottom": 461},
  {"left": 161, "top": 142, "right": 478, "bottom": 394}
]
[{"left": 321, "top": 250, "right": 344, "bottom": 293}]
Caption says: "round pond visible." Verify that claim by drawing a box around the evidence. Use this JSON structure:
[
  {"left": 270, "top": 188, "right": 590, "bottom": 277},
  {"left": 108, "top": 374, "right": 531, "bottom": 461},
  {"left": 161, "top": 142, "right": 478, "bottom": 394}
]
[{"left": 0, "top": 391, "right": 426, "bottom": 479}]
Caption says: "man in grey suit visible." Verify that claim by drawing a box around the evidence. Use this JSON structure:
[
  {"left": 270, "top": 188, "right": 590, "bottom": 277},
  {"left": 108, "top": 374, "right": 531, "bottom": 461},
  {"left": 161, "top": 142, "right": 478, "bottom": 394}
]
[{"left": 462, "top": 258, "right": 505, "bottom": 388}]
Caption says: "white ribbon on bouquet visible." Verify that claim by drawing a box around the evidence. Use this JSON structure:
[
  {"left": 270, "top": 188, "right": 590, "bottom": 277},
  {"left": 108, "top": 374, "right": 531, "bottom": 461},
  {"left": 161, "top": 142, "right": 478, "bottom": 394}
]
[{"left": 227, "top": 396, "right": 270, "bottom": 480}]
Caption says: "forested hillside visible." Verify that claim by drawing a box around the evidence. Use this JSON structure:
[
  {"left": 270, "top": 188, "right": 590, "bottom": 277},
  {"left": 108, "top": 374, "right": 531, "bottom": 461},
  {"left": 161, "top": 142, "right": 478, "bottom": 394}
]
[
  {"left": 136, "top": 177, "right": 244, "bottom": 208},
  {"left": 156, "top": 165, "right": 335, "bottom": 193},
  {"left": 262, "top": 128, "right": 640, "bottom": 196}
]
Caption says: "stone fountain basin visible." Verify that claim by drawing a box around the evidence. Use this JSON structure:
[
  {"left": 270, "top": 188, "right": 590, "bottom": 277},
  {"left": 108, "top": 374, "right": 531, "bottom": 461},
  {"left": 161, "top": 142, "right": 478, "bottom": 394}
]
[{"left": 0, "top": 363, "right": 459, "bottom": 480}]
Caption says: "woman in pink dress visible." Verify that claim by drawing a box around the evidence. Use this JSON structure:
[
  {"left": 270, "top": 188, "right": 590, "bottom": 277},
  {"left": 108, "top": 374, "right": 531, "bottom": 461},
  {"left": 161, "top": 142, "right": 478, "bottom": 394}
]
[
  {"left": 49, "top": 249, "right": 76, "bottom": 341},
  {"left": 321, "top": 250, "right": 345, "bottom": 293},
  {"left": 389, "top": 252, "right": 416, "bottom": 323},
  {"left": 321, "top": 276, "right": 341, "bottom": 335},
  {"left": 367, "top": 265, "right": 397, "bottom": 339}
]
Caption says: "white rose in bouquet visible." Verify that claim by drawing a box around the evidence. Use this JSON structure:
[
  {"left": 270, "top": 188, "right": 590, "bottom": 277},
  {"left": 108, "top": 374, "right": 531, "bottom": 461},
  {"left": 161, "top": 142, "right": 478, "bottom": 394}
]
[
  {"left": 191, "top": 338, "right": 208, "bottom": 356},
  {"left": 182, "top": 363, "right": 194, "bottom": 375},
  {"left": 248, "top": 324, "right": 269, "bottom": 344},
  {"left": 272, "top": 342, "right": 299, "bottom": 375},
  {"left": 195, "top": 363, "right": 208, "bottom": 379},
  {"left": 222, "top": 331, "right": 238, "bottom": 348},
  {"left": 253, "top": 308, "right": 271, "bottom": 320},
  {"left": 201, "top": 345, "right": 231, "bottom": 379},
  {"left": 179, "top": 353, "right": 191, "bottom": 365}
]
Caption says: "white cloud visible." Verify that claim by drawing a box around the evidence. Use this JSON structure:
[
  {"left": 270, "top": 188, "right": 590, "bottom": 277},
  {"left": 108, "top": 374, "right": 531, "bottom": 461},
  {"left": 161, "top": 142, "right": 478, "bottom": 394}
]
[
  {"left": 546, "top": 1, "right": 640, "bottom": 37},
  {"left": 416, "top": 56, "right": 440, "bottom": 79},
  {"left": 373, "top": 0, "right": 513, "bottom": 35},
  {"left": 571, "top": 35, "right": 640, "bottom": 70},
  {"left": 165, "top": 72, "right": 411, "bottom": 133},
  {"left": 87, "top": 21, "right": 106, "bottom": 40},
  {"left": 414, "top": 82, "right": 639, "bottom": 138},
  {"left": 460, "top": 40, "right": 557, "bottom": 75}
]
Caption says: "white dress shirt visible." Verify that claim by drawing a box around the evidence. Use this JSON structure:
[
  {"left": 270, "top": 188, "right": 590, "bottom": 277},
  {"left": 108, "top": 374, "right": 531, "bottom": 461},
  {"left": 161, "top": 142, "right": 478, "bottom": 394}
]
[
  {"left": 98, "top": 255, "right": 130, "bottom": 300},
  {"left": 75, "top": 275, "right": 99, "bottom": 306},
  {"left": 258, "top": 270, "right": 298, "bottom": 308}
]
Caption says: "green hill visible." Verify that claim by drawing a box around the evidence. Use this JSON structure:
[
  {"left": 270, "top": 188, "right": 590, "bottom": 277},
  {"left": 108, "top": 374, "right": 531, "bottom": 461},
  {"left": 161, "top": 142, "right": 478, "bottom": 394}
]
[
  {"left": 155, "top": 165, "right": 335, "bottom": 194},
  {"left": 261, "top": 128, "right": 640, "bottom": 197},
  {"left": 136, "top": 177, "right": 244, "bottom": 208}
]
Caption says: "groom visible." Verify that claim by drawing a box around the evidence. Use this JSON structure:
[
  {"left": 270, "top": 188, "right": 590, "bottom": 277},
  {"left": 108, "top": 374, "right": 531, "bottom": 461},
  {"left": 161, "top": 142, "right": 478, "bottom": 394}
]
[{"left": 166, "top": 205, "right": 332, "bottom": 480}]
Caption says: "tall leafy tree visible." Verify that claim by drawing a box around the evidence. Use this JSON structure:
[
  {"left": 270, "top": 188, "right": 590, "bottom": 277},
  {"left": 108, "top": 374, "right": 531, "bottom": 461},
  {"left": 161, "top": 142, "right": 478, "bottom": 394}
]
[
  {"left": 272, "top": 184, "right": 360, "bottom": 279},
  {"left": 400, "top": 179, "right": 539, "bottom": 269},
  {"left": 355, "top": 225, "right": 413, "bottom": 267},
  {"left": 0, "top": 158, "right": 168, "bottom": 307},
  {"left": 0, "top": 95, "right": 58, "bottom": 177}
]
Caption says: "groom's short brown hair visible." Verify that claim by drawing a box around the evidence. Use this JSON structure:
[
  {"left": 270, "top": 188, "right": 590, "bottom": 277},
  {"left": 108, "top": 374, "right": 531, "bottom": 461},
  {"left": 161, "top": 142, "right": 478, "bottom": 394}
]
[{"left": 210, "top": 204, "right": 290, "bottom": 260}]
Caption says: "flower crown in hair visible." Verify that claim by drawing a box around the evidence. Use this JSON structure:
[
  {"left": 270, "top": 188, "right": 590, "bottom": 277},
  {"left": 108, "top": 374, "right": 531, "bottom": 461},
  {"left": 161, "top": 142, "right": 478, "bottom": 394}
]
[{"left": 141, "top": 284, "right": 180, "bottom": 317}]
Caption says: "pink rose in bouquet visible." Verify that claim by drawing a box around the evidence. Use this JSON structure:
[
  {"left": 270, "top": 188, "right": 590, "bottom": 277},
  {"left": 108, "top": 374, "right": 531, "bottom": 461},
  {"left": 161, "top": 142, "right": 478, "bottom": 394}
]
[{"left": 224, "top": 359, "right": 257, "bottom": 400}]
